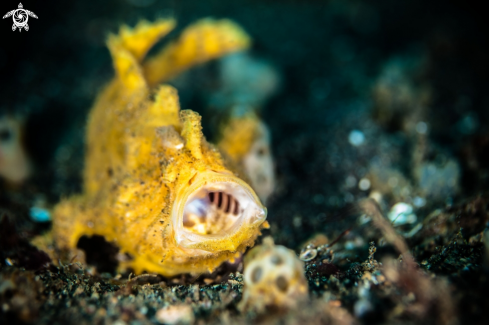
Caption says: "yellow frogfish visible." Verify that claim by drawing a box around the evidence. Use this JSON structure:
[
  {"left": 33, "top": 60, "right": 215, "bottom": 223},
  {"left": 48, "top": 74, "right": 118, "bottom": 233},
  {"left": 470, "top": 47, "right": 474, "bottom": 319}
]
[{"left": 48, "top": 18, "right": 268, "bottom": 276}]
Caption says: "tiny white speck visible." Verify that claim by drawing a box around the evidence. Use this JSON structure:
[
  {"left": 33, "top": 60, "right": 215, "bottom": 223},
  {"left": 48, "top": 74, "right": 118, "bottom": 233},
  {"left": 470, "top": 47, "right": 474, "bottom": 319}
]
[
  {"left": 175, "top": 143, "right": 184, "bottom": 149},
  {"left": 345, "top": 241, "right": 356, "bottom": 249},
  {"left": 348, "top": 130, "right": 365, "bottom": 146},
  {"left": 345, "top": 175, "right": 357, "bottom": 188},
  {"left": 369, "top": 191, "right": 382, "bottom": 203},
  {"left": 358, "top": 214, "right": 372, "bottom": 225},
  {"left": 293, "top": 216, "right": 302, "bottom": 228},
  {"left": 415, "top": 121, "right": 428, "bottom": 134},
  {"left": 358, "top": 178, "right": 371, "bottom": 191},
  {"left": 388, "top": 202, "right": 416, "bottom": 225},
  {"left": 413, "top": 196, "right": 426, "bottom": 207}
]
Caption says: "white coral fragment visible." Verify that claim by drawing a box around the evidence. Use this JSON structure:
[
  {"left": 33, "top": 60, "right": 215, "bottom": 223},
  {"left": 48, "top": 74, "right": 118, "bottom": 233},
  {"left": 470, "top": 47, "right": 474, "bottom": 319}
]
[{"left": 239, "top": 237, "right": 308, "bottom": 313}]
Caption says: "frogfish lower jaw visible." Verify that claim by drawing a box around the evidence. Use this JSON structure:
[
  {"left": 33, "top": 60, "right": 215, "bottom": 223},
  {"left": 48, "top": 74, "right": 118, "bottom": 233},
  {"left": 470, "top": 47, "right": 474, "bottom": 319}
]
[{"left": 172, "top": 170, "right": 266, "bottom": 253}]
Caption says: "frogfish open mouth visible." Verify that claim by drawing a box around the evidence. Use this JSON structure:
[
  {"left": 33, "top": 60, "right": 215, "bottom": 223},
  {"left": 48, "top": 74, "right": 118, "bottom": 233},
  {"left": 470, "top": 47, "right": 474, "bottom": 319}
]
[
  {"left": 42, "top": 18, "right": 269, "bottom": 276},
  {"left": 176, "top": 171, "right": 266, "bottom": 247}
]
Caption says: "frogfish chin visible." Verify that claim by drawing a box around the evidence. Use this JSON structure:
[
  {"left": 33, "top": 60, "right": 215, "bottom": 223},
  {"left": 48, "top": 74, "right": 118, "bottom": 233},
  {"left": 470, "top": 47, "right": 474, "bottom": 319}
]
[{"left": 36, "top": 18, "right": 269, "bottom": 276}]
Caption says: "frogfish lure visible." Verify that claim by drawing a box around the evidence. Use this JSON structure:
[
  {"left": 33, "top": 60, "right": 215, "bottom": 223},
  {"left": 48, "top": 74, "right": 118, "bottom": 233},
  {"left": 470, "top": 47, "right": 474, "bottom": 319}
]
[{"left": 49, "top": 18, "right": 268, "bottom": 276}]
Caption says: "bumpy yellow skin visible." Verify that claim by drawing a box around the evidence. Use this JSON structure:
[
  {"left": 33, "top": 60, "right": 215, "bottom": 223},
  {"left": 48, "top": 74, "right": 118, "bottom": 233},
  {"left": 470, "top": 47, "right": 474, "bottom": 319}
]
[
  {"left": 51, "top": 18, "right": 267, "bottom": 276},
  {"left": 218, "top": 112, "right": 260, "bottom": 162}
]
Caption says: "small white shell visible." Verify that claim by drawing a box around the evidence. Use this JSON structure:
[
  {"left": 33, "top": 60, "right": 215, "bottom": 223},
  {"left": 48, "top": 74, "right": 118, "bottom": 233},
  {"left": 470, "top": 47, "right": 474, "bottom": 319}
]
[{"left": 299, "top": 248, "right": 318, "bottom": 262}]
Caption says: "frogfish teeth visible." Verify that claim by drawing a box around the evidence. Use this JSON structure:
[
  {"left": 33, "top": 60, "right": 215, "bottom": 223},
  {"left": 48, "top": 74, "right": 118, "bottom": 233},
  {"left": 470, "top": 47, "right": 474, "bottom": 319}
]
[{"left": 48, "top": 18, "right": 268, "bottom": 276}]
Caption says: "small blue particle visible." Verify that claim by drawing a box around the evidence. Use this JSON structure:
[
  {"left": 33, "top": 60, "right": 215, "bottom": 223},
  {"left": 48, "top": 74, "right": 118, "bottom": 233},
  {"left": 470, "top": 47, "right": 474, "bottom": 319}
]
[
  {"left": 30, "top": 207, "right": 51, "bottom": 222},
  {"left": 348, "top": 130, "right": 365, "bottom": 146},
  {"left": 413, "top": 196, "right": 426, "bottom": 207}
]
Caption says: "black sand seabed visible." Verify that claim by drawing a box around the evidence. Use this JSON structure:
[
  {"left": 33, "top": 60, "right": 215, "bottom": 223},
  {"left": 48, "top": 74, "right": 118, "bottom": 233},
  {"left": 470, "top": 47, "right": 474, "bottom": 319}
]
[{"left": 1, "top": 0, "right": 489, "bottom": 324}]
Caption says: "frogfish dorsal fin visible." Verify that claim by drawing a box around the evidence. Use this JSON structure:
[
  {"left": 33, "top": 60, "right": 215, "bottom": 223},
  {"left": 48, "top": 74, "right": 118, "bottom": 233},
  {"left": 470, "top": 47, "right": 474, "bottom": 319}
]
[{"left": 180, "top": 110, "right": 204, "bottom": 160}]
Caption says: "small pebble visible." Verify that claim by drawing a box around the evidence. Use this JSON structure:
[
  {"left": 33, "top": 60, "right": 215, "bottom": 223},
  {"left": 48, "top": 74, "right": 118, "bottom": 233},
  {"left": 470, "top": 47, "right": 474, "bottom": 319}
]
[
  {"left": 345, "top": 175, "right": 357, "bottom": 188},
  {"left": 155, "top": 305, "right": 194, "bottom": 325},
  {"left": 413, "top": 196, "right": 426, "bottom": 207},
  {"left": 358, "top": 178, "right": 371, "bottom": 191},
  {"left": 300, "top": 249, "right": 318, "bottom": 262},
  {"left": 30, "top": 207, "right": 51, "bottom": 222},
  {"left": 415, "top": 121, "right": 428, "bottom": 134},
  {"left": 354, "top": 298, "right": 373, "bottom": 318},
  {"left": 348, "top": 130, "right": 365, "bottom": 146},
  {"left": 388, "top": 202, "right": 417, "bottom": 225}
]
